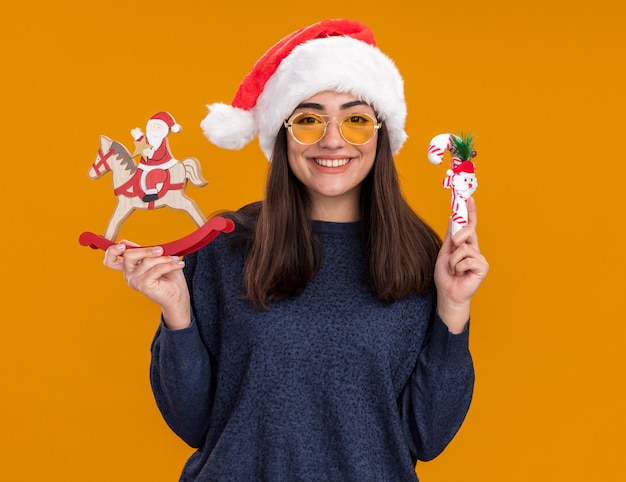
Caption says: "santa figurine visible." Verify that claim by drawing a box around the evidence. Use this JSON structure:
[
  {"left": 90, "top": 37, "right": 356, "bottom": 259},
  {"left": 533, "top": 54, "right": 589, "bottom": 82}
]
[{"left": 131, "top": 112, "right": 182, "bottom": 202}]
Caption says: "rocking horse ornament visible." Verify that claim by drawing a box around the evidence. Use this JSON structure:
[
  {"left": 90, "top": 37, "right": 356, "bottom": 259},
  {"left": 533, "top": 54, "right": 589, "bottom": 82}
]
[
  {"left": 79, "top": 112, "right": 234, "bottom": 256},
  {"left": 427, "top": 133, "right": 478, "bottom": 236}
]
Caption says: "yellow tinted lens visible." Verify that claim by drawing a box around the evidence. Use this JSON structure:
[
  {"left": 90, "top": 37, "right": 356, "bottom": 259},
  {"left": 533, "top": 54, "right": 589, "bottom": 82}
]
[
  {"left": 290, "top": 113, "right": 326, "bottom": 144},
  {"left": 340, "top": 114, "right": 377, "bottom": 144}
]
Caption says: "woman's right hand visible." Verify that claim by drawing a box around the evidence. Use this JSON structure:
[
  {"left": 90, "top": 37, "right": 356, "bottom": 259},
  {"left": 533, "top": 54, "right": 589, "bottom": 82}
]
[{"left": 104, "top": 242, "right": 191, "bottom": 330}]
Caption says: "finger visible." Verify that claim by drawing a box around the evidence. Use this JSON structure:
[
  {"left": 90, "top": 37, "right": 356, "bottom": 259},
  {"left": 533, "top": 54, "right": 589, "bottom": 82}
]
[
  {"left": 466, "top": 197, "right": 478, "bottom": 229},
  {"left": 126, "top": 256, "right": 185, "bottom": 292},
  {"left": 103, "top": 244, "right": 127, "bottom": 271},
  {"left": 121, "top": 245, "right": 163, "bottom": 263},
  {"left": 103, "top": 239, "right": 144, "bottom": 269},
  {"left": 119, "top": 239, "right": 140, "bottom": 248},
  {"left": 451, "top": 253, "right": 489, "bottom": 279},
  {"left": 122, "top": 246, "right": 164, "bottom": 273},
  {"left": 447, "top": 243, "right": 482, "bottom": 275},
  {"left": 452, "top": 200, "right": 479, "bottom": 249}
]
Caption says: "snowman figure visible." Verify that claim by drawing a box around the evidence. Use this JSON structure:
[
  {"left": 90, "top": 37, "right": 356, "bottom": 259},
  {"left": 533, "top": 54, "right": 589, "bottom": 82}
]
[{"left": 427, "top": 133, "right": 478, "bottom": 235}]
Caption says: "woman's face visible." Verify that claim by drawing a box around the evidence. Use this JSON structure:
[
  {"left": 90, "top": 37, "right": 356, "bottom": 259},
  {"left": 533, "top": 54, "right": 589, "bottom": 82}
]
[{"left": 286, "top": 91, "right": 378, "bottom": 222}]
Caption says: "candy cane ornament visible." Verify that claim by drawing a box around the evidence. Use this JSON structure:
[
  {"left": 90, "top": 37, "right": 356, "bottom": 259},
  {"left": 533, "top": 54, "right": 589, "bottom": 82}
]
[{"left": 427, "top": 133, "right": 478, "bottom": 236}]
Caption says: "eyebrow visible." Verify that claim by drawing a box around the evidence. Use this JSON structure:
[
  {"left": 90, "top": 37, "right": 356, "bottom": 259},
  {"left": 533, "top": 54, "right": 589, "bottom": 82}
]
[{"left": 296, "top": 100, "right": 369, "bottom": 110}]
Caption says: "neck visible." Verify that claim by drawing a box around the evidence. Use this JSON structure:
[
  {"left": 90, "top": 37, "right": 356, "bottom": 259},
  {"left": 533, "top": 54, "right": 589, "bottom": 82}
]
[{"left": 310, "top": 193, "right": 360, "bottom": 222}]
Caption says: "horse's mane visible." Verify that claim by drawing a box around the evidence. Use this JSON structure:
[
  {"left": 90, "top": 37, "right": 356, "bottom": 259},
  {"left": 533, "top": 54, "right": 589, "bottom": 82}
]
[{"left": 111, "top": 141, "right": 137, "bottom": 173}]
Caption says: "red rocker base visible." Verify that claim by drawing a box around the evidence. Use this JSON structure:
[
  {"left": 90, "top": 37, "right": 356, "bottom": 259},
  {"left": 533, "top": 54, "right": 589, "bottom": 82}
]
[{"left": 79, "top": 216, "right": 235, "bottom": 256}]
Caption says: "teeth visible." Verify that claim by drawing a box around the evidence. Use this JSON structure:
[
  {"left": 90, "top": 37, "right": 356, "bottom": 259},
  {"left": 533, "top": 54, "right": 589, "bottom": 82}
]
[{"left": 314, "top": 158, "right": 350, "bottom": 167}]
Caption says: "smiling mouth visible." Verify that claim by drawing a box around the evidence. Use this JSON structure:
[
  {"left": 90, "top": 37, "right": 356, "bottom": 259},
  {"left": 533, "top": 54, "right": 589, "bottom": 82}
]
[{"left": 314, "top": 158, "right": 351, "bottom": 168}]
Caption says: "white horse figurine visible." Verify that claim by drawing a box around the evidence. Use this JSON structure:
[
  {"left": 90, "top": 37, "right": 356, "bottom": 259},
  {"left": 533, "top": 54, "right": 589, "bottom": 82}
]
[{"left": 88, "top": 135, "right": 208, "bottom": 241}]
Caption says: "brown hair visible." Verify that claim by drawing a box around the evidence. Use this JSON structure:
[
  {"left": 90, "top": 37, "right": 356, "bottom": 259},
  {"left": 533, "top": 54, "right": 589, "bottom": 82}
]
[{"left": 228, "top": 125, "right": 441, "bottom": 308}]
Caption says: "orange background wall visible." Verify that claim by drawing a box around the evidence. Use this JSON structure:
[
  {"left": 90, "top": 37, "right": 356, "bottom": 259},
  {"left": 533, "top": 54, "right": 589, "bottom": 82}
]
[{"left": 2, "top": 0, "right": 623, "bottom": 480}]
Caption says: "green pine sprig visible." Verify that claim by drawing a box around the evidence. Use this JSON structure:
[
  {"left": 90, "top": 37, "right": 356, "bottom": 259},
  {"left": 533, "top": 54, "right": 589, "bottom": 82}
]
[{"left": 451, "top": 133, "right": 476, "bottom": 161}]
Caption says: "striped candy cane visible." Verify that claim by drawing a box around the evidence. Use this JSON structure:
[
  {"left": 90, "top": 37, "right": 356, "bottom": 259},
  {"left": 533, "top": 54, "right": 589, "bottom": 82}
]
[
  {"left": 427, "top": 133, "right": 477, "bottom": 236},
  {"left": 427, "top": 133, "right": 458, "bottom": 165}
]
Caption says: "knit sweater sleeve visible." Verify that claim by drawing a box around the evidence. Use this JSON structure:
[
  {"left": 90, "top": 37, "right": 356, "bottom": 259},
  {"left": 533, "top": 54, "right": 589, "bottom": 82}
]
[
  {"left": 149, "top": 250, "right": 215, "bottom": 448},
  {"left": 399, "top": 312, "right": 475, "bottom": 462}
]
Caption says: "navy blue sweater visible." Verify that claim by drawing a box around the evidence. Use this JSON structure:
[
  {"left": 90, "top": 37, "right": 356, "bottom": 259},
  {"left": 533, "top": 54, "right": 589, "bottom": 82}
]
[{"left": 150, "top": 220, "right": 474, "bottom": 481}]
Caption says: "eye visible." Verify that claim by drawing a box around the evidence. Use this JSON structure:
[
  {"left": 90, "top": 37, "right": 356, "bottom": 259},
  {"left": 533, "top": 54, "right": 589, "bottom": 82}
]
[
  {"left": 345, "top": 114, "right": 374, "bottom": 126},
  {"left": 294, "top": 114, "right": 324, "bottom": 126}
]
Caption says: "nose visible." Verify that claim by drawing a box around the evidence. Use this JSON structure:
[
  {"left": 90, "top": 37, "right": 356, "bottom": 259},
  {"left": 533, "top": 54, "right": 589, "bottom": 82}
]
[{"left": 318, "top": 119, "right": 346, "bottom": 148}]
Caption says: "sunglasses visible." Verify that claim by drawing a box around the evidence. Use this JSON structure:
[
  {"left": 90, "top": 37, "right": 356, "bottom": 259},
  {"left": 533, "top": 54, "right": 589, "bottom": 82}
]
[{"left": 284, "top": 112, "right": 382, "bottom": 145}]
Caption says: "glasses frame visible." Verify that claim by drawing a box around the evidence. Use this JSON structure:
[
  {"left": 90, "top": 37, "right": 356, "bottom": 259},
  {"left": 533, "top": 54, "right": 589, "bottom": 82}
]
[{"left": 283, "top": 112, "right": 382, "bottom": 146}]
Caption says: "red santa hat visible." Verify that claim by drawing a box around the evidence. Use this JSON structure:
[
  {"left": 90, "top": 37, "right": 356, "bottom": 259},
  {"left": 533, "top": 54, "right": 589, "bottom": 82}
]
[
  {"left": 148, "top": 111, "right": 181, "bottom": 133},
  {"left": 201, "top": 19, "right": 407, "bottom": 160},
  {"left": 452, "top": 160, "right": 476, "bottom": 174}
]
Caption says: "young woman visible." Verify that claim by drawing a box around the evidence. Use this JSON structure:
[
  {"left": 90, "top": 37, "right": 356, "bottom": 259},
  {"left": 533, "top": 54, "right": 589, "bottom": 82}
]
[{"left": 104, "top": 19, "right": 488, "bottom": 481}]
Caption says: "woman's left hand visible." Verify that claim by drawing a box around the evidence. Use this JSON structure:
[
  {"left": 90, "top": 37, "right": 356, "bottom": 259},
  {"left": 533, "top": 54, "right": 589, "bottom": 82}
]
[{"left": 434, "top": 197, "right": 489, "bottom": 333}]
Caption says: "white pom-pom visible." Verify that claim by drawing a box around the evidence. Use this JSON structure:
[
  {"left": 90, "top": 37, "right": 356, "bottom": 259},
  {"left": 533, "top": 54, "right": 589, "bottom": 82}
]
[
  {"left": 171, "top": 123, "right": 182, "bottom": 133},
  {"left": 201, "top": 103, "right": 257, "bottom": 150}
]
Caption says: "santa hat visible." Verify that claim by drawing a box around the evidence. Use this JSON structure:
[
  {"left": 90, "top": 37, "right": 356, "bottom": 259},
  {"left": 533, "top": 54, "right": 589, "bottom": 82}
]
[
  {"left": 451, "top": 160, "right": 476, "bottom": 174},
  {"left": 201, "top": 19, "right": 407, "bottom": 160},
  {"left": 148, "top": 111, "right": 181, "bottom": 133}
]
